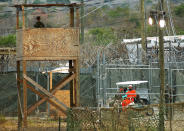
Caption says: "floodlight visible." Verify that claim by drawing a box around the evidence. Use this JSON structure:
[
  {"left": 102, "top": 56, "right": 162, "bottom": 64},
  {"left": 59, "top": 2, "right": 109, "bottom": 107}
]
[
  {"left": 159, "top": 19, "right": 166, "bottom": 28},
  {"left": 148, "top": 17, "right": 153, "bottom": 25}
]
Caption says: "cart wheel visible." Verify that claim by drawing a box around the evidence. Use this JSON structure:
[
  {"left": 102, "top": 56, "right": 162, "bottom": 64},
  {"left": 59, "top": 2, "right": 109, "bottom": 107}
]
[{"left": 146, "top": 107, "right": 154, "bottom": 116}]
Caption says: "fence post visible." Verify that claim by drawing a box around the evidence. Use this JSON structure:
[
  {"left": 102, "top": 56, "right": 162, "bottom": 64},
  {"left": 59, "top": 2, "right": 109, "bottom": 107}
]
[{"left": 58, "top": 116, "right": 61, "bottom": 131}]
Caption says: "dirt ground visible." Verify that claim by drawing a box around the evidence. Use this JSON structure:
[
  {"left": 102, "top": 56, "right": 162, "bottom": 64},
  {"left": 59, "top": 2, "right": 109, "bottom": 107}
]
[{"left": 0, "top": 117, "right": 67, "bottom": 131}]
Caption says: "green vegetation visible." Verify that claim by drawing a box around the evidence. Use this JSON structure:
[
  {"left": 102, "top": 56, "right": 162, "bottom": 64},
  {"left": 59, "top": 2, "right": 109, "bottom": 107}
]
[
  {"left": 88, "top": 28, "right": 117, "bottom": 45},
  {"left": 146, "top": 0, "right": 153, "bottom": 4},
  {"left": 0, "top": 35, "right": 16, "bottom": 47},
  {"left": 0, "top": 113, "right": 6, "bottom": 124},
  {"left": 175, "top": 27, "right": 184, "bottom": 35},
  {"left": 46, "top": 0, "right": 70, "bottom": 4},
  {"left": 33, "top": 0, "right": 43, "bottom": 4},
  {"left": 0, "top": 12, "right": 11, "bottom": 18},
  {"left": 107, "top": 6, "right": 129, "bottom": 18},
  {"left": 129, "top": 15, "right": 140, "bottom": 28},
  {"left": 174, "top": 3, "right": 184, "bottom": 17}
]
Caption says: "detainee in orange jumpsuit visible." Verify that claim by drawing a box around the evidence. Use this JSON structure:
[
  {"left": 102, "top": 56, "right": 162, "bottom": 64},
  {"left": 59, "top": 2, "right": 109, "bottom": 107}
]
[{"left": 122, "top": 85, "right": 136, "bottom": 109}]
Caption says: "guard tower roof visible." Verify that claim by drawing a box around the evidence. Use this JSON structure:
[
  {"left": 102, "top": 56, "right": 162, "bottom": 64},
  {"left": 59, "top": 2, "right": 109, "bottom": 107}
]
[{"left": 12, "top": 3, "right": 81, "bottom": 8}]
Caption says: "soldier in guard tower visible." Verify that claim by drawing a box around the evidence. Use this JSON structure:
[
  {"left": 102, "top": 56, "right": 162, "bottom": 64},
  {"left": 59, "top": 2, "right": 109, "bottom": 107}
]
[{"left": 34, "top": 16, "right": 45, "bottom": 28}]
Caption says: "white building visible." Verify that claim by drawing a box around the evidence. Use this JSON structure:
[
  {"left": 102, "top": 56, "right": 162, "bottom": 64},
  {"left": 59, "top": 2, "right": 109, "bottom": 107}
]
[{"left": 122, "top": 35, "right": 184, "bottom": 63}]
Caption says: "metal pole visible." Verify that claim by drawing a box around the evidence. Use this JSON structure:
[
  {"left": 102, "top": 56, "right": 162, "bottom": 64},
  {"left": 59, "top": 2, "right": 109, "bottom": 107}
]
[
  {"left": 103, "top": 52, "right": 107, "bottom": 106},
  {"left": 148, "top": 63, "right": 151, "bottom": 102},
  {"left": 168, "top": 42, "right": 172, "bottom": 131},
  {"left": 47, "top": 71, "right": 50, "bottom": 114},
  {"left": 36, "top": 70, "right": 39, "bottom": 113},
  {"left": 137, "top": 42, "right": 139, "bottom": 64},
  {"left": 99, "top": 52, "right": 102, "bottom": 107},
  {"left": 101, "top": 64, "right": 150, "bottom": 67},
  {"left": 170, "top": 69, "right": 173, "bottom": 131},
  {"left": 106, "top": 67, "right": 169, "bottom": 70},
  {"left": 97, "top": 52, "right": 100, "bottom": 107}
]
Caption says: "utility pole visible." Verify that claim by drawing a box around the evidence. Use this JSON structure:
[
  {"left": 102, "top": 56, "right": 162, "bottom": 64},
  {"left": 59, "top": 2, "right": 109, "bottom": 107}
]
[
  {"left": 80, "top": 0, "right": 84, "bottom": 44},
  {"left": 140, "top": 0, "right": 146, "bottom": 63},
  {"left": 158, "top": 0, "right": 165, "bottom": 130}
]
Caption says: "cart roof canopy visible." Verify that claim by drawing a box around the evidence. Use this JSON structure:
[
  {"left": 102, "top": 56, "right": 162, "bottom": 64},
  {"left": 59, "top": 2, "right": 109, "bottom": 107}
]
[{"left": 116, "top": 81, "right": 148, "bottom": 86}]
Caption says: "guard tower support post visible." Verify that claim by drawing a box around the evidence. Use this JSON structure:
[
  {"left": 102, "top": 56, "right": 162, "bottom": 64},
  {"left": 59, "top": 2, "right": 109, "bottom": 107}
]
[
  {"left": 76, "top": 7, "right": 80, "bottom": 106},
  {"left": 22, "top": 5, "right": 28, "bottom": 127},
  {"left": 14, "top": 3, "right": 81, "bottom": 128},
  {"left": 16, "top": 7, "right": 23, "bottom": 129},
  {"left": 69, "top": 7, "right": 74, "bottom": 107}
]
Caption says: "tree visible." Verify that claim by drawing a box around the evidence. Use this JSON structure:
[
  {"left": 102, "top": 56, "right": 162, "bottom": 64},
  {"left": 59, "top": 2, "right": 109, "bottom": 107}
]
[
  {"left": 88, "top": 28, "right": 117, "bottom": 45},
  {"left": 174, "top": 3, "right": 184, "bottom": 17}
]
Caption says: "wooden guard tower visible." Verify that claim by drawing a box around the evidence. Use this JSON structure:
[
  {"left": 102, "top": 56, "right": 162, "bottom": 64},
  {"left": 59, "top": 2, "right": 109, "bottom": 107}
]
[{"left": 13, "top": 3, "right": 81, "bottom": 127}]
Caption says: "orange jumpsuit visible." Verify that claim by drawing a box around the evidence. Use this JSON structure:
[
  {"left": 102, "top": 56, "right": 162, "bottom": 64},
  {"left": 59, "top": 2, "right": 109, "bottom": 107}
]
[
  {"left": 122, "top": 90, "right": 136, "bottom": 108},
  {"left": 126, "top": 90, "right": 136, "bottom": 102}
]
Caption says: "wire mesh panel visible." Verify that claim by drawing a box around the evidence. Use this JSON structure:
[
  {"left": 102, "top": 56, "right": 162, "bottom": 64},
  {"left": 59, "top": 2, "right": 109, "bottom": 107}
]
[
  {"left": 80, "top": 73, "right": 97, "bottom": 107},
  {"left": 172, "top": 69, "right": 184, "bottom": 103},
  {"left": 66, "top": 107, "right": 160, "bottom": 130},
  {"left": 98, "top": 64, "right": 170, "bottom": 106},
  {"left": 66, "top": 108, "right": 100, "bottom": 130},
  {"left": 0, "top": 72, "right": 17, "bottom": 114}
]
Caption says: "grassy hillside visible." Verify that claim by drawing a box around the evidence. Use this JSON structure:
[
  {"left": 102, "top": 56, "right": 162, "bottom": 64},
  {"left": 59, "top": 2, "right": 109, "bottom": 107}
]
[{"left": 0, "top": 1, "right": 183, "bottom": 47}]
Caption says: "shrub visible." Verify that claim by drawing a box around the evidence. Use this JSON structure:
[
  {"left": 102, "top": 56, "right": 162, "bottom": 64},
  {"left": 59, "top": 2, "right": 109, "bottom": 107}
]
[
  {"left": 0, "top": 113, "right": 6, "bottom": 124},
  {"left": 88, "top": 28, "right": 117, "bottom": 45},
  {"left": 0, "top": 34, "right": 16, "bottom": 47},
  {"left": 174, "top": 4, "right": 184, "bottom": 17},
  {"left": 175, "top": 27, "right": 184, "bottom": 35},
  {"left": 129, "top": 16, "right": 140, "bottom": 28},
  {"left": 107, "top": 6, "right": 129, "bottom": 18}
]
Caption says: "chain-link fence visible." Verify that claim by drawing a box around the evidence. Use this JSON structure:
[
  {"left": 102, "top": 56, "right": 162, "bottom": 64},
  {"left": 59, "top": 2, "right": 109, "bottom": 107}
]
[
  {"left": 1, "top": 59, "right": 184, "bottom": 130},
  {"left": 0, "top": 0, "right": 184, "bottom": 130},
  {"left": 1, "top": 105, "right": 184, "bottom": 130},
  {"left": 66, "top": 105, "right": 184, "bottom": 131}
]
